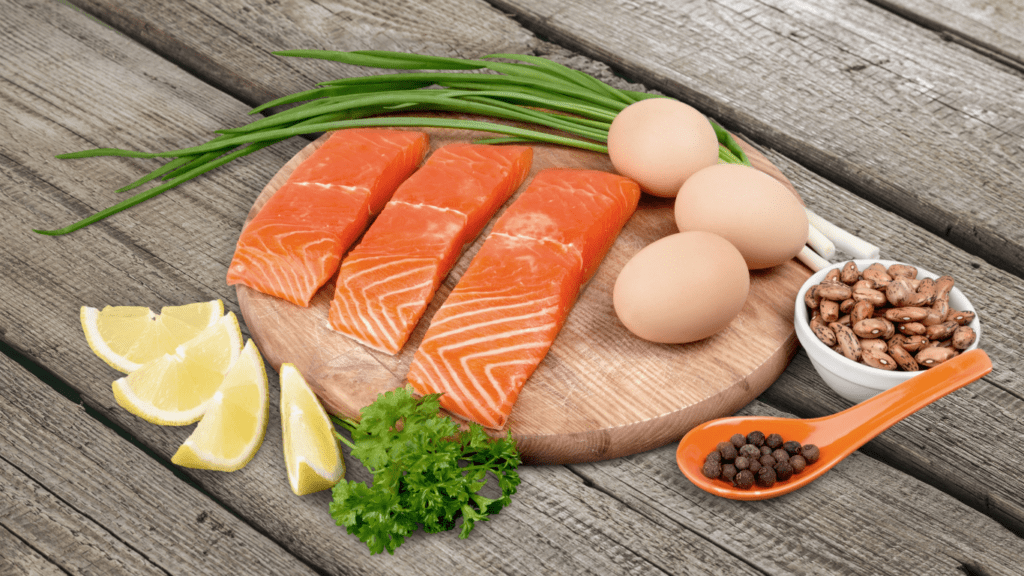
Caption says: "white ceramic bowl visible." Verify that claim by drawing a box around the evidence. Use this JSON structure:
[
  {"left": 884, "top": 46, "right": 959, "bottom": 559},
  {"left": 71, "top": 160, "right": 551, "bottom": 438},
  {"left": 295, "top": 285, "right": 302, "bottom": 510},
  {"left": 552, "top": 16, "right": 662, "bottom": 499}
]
[{"left": 794, "top": 260, "right": 981, "bottom": 403}]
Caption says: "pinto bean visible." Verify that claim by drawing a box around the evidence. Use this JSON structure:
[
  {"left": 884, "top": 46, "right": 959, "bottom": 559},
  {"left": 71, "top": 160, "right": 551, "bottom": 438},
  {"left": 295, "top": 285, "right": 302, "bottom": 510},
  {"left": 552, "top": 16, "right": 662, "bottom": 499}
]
[
  {"left": 860, "top": 339, "right": 888, "bottom": 354},
  {"left": 840, "top": 261, "right": 859, "bottom": 284},
  {"left": 850, "top": 300, "right": 874, "bottom": 325},
  {"left": 810, "top": 315, "right": 837, "bottom": 347},
  {"left": 898, "top": 322, "right": 927, "bottom": 336},
  {"left": 946, "top": 309, "right": 975, "bottom": 326},
  {"left": 804, "top": 285, "right": 821, "bottom": 309},
  {"left": 900, "top": 335, "right": 930, "bottom": 352},
  {"left": 886, "top": 277, "right": 914, "bottom": 306},
  {"left": 820, "top": 300, "right": 840, "bottom": 323},
  {"left": 862, "top": 268, "right": 892, "bottom": 289},
  {"left": 830, "top": 322, "right": 861, "bottom": 362},
  {"left": 887, "top": 264, "right": 918, "bottom": 279},
  {"left": 884, "top": 307, "right": 929, "bottom": 323},
  {"left": 916, "top": 346, "right": 955, "bottom": 368},
  {"left": 933, "top": 275, "right": 955, "bottom": 300},
  {"left": 839, "top": 298, "right": 856, "bottom": 314},
  {"left": 852, "top": 287, "right": 887, "bottom": 307},
  {"left": 862, "top": 349, "right": 898, "bottom": 370},
  {"left": 817, "top": 282, "right": 853, "bottom": 301},
  {"left": 888, "top": 344, "right": 919, "bottom": 371},
  {"left": 952, "top": 326, "right": 977, "bottom": 350},
  {"left": 853, "top": 318, "right": 888, "bottom": 339},
  {"left": 926, "top": 321, "right": 958, "bottom": 341}
]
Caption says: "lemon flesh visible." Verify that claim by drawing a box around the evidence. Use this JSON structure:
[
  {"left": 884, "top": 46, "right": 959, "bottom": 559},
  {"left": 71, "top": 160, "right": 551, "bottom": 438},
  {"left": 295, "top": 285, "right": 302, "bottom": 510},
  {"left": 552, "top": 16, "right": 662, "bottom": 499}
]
[
  {"left": 82, "top": 300, "right": 223, "bottom": 373},
  {"left": 280, "top": 363, "right": 344, "bottom": 495},
  {"left": 172, "top": 340, "right": 269, "bottom": 471},
  {"left": 113, "top": 312, "right": 243, "bottom": 425}
]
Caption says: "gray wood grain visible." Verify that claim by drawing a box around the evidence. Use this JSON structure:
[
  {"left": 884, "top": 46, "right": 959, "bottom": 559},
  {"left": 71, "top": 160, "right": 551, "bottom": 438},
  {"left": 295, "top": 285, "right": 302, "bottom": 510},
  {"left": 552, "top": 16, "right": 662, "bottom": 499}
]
[
  {"left": 870, "top": 0, "right": 1024, "bottom": 70},
  {"left": 571, "top": 400, "right": 1024, "bottom": 576},
  {"left": 3, "top": 0, "right": 1024, "bottom": 574},
  {"left": 0, "top": 526, "right": 68, "bottom": 576},
  {"left": 0, "top": 2, "right": 773, "bottom": 574},
  {"left": 0, "top": 352, "right": 318, "bottom": 574},
  {"left": 484, "top": 0, "right": 1024, "bottom": 282}
]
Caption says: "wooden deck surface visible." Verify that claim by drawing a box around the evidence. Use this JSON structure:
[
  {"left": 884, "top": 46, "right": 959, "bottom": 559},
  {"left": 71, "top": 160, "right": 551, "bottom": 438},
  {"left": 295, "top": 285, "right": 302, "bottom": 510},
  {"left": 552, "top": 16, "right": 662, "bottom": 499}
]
[{"left": 2, "top": 0, "right": 1023, "bottom": 573}]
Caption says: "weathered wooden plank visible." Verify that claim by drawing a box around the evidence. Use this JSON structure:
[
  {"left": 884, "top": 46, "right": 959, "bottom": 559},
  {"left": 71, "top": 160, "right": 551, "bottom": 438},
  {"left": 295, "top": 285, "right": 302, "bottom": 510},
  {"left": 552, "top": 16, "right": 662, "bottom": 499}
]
[
  {"left": 0, "top": 526, "right": 67, "bottom": 576},
  {"left": 63, "top": 0, "right": 538, "bottom": 108},
  {"left": 871, "top": 0, "right": 1024, "bottom": 70},
  {"left": 571, "top": 401, "right": 1024, "bottom": 576},
  {"left": 484, "top": 0, "right": 1024, "bottom": 282},
  {"left": 5, "top": 1, "right": 1024, "bottom": 574},
  {"left": 0, "top": 354, "right": 318, "bottom": 575},
  {"left": 50, "top": 0, "right": 1024, "bottom": 534}
]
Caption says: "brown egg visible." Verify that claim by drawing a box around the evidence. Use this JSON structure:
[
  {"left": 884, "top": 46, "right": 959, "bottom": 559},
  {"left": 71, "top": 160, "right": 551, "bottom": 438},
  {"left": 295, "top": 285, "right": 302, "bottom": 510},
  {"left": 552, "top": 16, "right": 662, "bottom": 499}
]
[
  {"left": 613, "top": 231, "right": 750, "bottom": 344},
  {"left": 674, "top": 164, "right": 808, "bottom": 270},
  {"left": 607, "top": 98, "right": 719, "bottom": 198}
]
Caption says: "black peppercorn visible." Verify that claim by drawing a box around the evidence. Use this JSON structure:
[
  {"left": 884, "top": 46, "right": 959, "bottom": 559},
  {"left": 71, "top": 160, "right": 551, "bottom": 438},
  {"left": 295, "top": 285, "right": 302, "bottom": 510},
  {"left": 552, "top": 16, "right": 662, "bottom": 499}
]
[
  {"left": 771, "top": 448, "right": 790, "bottom": 464},
  {"left": 747, "top": 458, "right": 761, "bottom": 474},
  {"left": 734, "top": 456, "right": 750, "bottom": 470},
  {"left": 783, "top": 440, "right": 802, "bottom": 456},
  {"left": 738, "top": 444, "right": 761, "bottom": 459},
  {"left": 759, "top": 454, "right": 776, "bottom": 468},
  {"left": 802, "top": 444, "right": 820, "bottom": 464},
  {"left": 790, "top": 454, "right": 807, "bottom": 474},
  {"left": 746, "top": 431, "right": 766, "bottom": 447},
  {"left": 734, "top": 470, "right": 755, "bottom": 489},
  {"left": 702, "top": 456, "right": 722, "bottom": 479},
  {"left": 774, "top": 460, "right": 794, "bottom": 482},
  {"left": 757, "top": 465, "right": 776, "bottom": 487},
  {"left": 730, "top": 433, "right": 746, "bottom": 449},
  {"left": 720, "top": 463, "right": 737, "bottom": 483},
  {"left": 706, "top": 450, "right": 722, "bottom": 464},
  {"left": 765, "top": 433, "right": 783, "bottom": 450},
  {"left": 717, "top": 442, "right": 738, "bottom": 461},
  {"left": 760, "top": 445, "right": 772, "bottom": 456}
]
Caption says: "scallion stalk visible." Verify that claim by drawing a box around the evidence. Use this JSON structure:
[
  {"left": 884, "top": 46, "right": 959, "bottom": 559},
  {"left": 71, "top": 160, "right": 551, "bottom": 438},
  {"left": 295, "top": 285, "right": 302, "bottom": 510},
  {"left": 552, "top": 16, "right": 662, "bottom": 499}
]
[{"left": 38, "top": 50, "right": 749, "bottom": 235}]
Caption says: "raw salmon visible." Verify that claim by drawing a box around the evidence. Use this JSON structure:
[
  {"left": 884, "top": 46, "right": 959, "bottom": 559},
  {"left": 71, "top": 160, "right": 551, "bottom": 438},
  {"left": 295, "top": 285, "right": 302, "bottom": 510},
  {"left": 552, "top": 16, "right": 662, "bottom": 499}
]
[
  {"left": 227, "top": 128, "right": 429, "bottom": 306},
  {"left": 328, "top": 143, "right": 533, "bottom": 353},
  {"left": 407, "top": 168, "right": 641, "bottom": 429}
]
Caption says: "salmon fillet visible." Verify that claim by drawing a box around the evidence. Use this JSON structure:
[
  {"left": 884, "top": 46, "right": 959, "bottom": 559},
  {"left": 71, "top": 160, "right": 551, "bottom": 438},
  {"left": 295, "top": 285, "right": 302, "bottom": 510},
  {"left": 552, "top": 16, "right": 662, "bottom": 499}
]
[
  {"left": 328, "top": 143, "right": 533, "bottom": 354},
  {"left": 407, "top": 168, "right": 641, "bottom": 429},
  {"left": 226, "top": 128, "right": 429, "bottom": 306}
]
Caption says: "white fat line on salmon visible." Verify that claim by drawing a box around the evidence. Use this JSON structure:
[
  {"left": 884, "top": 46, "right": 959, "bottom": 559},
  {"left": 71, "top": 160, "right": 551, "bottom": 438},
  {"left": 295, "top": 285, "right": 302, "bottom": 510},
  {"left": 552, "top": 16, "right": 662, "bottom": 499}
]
[
  {"left": 388, "top": 200, "right": 471, "bottom": 220},
  {"left": 491, "top": 231, "right": 584, "bottom": 260},
  {"left": 420, "top": 305, "right": 559, "bottom": 345},
  {"left": 455, "top": 340, "right": 553, "bottom": 407},
  {"left": 427, "top": 294, "right": 559, "bottom": 327},
  {"left": 418, "top": 336, "right": 551, "bottom": 415},
  {"left": 348, "top": 264, "right": 434, "bottom": 338},
  {"left": 289, "top": 182, "right": 363, "bottom": 193}
]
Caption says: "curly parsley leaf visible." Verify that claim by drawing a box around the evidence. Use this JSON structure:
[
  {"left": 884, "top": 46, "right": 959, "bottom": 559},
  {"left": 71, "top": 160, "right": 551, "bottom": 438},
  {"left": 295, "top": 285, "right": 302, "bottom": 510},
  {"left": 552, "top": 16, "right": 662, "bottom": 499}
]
[{"left": 330, "top": 387, "right": 522, "bottom": 555}]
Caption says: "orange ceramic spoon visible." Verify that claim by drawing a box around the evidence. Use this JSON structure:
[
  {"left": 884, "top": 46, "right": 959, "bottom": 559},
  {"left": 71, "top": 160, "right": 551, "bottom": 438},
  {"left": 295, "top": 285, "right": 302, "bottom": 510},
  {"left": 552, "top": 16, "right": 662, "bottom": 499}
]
[{"left": 677, "top": 348, "right": 992, "bottom": 500}]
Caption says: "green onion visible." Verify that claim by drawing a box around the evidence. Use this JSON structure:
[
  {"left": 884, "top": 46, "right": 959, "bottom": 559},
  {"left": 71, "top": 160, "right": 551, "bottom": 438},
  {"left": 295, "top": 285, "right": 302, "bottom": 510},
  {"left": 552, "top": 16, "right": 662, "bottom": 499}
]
[{"left": 38, "top": 50, "right": 749, "bottom": 235}]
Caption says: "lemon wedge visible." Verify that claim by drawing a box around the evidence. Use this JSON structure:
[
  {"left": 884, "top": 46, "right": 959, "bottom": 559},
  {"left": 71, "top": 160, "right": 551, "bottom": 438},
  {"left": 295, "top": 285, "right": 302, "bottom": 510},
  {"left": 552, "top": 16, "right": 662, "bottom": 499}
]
[
  {"left": 112, "top": 312, "right": 244, "bottom": 425},
  {"left": 172, "top": 340, "right": 269, "bottom": 471},
  {"left": 280, "top": 363, "right": 345, "bottom": 495},
  {"left": 82, "top": 300, "right": 224, "bottom": 373}
]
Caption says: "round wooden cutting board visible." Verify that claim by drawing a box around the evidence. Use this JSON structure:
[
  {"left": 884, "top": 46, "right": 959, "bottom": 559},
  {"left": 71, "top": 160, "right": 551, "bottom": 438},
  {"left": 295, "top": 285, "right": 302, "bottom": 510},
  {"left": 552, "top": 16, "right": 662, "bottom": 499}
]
[{"left": 235, "top": 119, "right": 812, "bottom": 464}]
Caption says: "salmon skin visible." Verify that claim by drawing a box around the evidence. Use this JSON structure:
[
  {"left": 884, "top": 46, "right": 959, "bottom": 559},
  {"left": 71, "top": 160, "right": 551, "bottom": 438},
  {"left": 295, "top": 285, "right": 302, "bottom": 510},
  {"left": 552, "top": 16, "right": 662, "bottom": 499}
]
[
  {"left": 407, "top": 168, "right": 641, "bottom": 429},
  {"left": 226, "top": 128, "right": 428, "bottom": 306},
  {"left": 328, "top": 143, "right": 533, "bottom": 354}
]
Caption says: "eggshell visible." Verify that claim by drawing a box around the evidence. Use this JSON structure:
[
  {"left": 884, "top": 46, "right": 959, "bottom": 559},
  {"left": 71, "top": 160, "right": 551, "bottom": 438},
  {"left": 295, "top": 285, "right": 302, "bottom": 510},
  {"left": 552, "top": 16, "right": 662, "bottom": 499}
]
[
  {"left": 607, "top": 98, "right": 719, "bottom": 198},
  {"left": 674, "top": 164, "right": 808, "bottom": 270},
  {"left": 613, "top": 231, "right": 750, "bottom": 344}
]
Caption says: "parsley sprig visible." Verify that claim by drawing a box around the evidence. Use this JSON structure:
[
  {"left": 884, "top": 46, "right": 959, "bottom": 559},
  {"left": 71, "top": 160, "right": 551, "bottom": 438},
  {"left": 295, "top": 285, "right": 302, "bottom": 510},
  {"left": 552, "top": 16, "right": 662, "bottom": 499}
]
[{"left": 329, "top": 387, "right": 522, "bottom": 555}]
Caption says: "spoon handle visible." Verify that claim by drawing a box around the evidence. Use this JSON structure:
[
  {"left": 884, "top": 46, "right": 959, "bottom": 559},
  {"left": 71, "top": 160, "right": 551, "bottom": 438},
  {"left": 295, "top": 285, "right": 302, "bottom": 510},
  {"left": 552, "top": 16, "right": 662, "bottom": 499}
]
[{"left": 812, "top": 349, "right": 992, "bottom": 450}]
